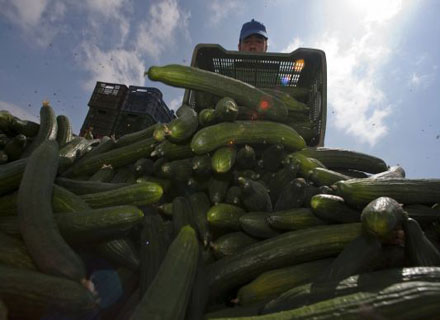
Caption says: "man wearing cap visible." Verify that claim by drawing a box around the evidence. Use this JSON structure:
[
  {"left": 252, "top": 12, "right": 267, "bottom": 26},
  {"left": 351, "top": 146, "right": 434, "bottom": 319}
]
[{"left": 238, "top": 19, "right": 268, "bottom": 53}]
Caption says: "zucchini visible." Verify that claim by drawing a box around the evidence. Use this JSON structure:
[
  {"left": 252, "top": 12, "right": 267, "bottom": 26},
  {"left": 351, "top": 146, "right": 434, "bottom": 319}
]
[
  {"left": 211, "top": 232, "right": 258, "bottom": 259},
  {"left": 215, "top": 97, "right": 239, "bottom": 122},
  {"left": 94, "top": 238, "right": 140, "bottom": 271},
  {"left": 236, "top": 258, "right": 332, "bottom": 306},
  {"left": 296, "top": 147, "right": 388, "bottom": 174},
  {"left": 335, "top": 178, "right": 440, "bottom": 208},
  {"left": 4, "top": 134, "right": 27, "bottom": 161},
  {"left": 62, "top": 137, "right": 157, "bottom": 177},
  {"left": 267, "top": 208, "right": 326, "bottom": 231},
  {"left": 238, "top": 177, "right": 272, "bottom": 212},
  {"left": 404, "top": 217, "right": 440, "bottom": 266},
  {"left": 191, "top": 121, "right": 305, "bottom": 155},
  {"left": 130, "top": 225, "right": 199, "bottom": 320},
  {"left": 0, "top": 230, "right": 36, "bottom": 270},
  {"left": 55, "top": 177, "right": 129, "bottom": 195},
  {"left": 80, "top": 182, "right": 163, "bottom": 208},
  {"left": 146, "top": 64, "right": 288, "bottom": 122},
  {"left": 207, "top": 203, "right": 246, "bottom": 231},
  {"left": 56, "top": 115, "right": 73, "bottom": 147},
  {"left": 310, "top": 194, "right": 361, "bottom": 223},
  {"left": 17, "top": 140, "right": 87, "bottom": 282},
  {"left": 239, "top": 211, "right": 280, "bottom": 239},
  {"left": 207, "top": 223, "right": 362, "bottom": 301},
  {"left": 20, "top": 101, "right": 57, "bottom": 158},
  {"left": 212, "top": 146, "right": 237, "bottom": 174},
  {"left": 0, "top": 264, "right": 97, "bottom": 319},
  {"left": 361, "top": 197, "right": 407, "bottom": 242}
]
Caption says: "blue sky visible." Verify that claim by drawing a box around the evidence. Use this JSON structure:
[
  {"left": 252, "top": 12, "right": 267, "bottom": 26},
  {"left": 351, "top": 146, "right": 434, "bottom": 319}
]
[{"left": 0, "top": 0, "right": 439, "bottom": 178}]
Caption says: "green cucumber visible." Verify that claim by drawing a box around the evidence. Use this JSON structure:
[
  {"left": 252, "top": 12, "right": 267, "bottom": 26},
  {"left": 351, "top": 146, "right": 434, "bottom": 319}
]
[
  {"left": 206, "top": 223, "right": 362, "bottom": 301},
  {"left": 212, "top": 146, "right": 237, "bottom": 174},
  {"left": 173, "top": 196, "right": 196, "bottom": 236},
  {"left": 308, "top": 167, "right": 350, "bottom": 186},
  {"left": 0, "top": 264, "right": 97, "bottom": 319},
  {"left": 58, "top": 136, "right": 99, "bottom": 171},
  {"left": 115, "top": 123, "right": 159, "bottom": 148},
  {"left": 261, "top": 144, "right": 285, "bottom": 172},
  {"left": 17, "top": 140, "right": 86, "bottom": 282},
  {"left": 267, "top": 163, "right": 299, "bottom": 203},
  {"left": 151, "top": 140, "right": 193, "bottom": 160},
  {"left": 239, "top": 212, "right": 280, "bottom": 239},
  {"left": 215, "top": 97, "right": 239, "bottom": 122},
  {"left": 209, "top": 173, "right": 231, "bottom": 204},
  {"left": 236, "top": 145, "right": 256, "bottom": 169},
  {"left": 55, "top": 177, "right": 129, "bottom": 195},
  {"left": 335, "top": 178, "right": 440, "bottom": 208},
  {"left": 146, "top": 64, "right": 288, "bottom": 122},
  {"left": 88, "top": 164, "right": 115, "bottom": 182},
  {"left": 211, "top": 232, "right": 258, "bottom": 259},
  {"left": 188, "top": 192, "right": 212, "bottom": 247},
  {"left": 78, "top": 135, "right": 116, "bottom": 162},
  {"left": 239, "top": 177, "right": 272, "bottom": 212},
  {"left": 0, "top": 158, "right": 27, "bottom": 196},
  {"left": 130, "top": 225, "right": 199, "bottom": 320},
  {"left": 191, "top": 121, "right": 305, "bottom": 155},
  {"left": 285, "top": 153, "right": 326, "bottom": 178},
  {"left": 111, "top": 165, "right": 137, "bottom": 183},
  {"left": 56, "top": 115, "right": 73, "bottom": 147},
  {"left": 4, "top": 134, "right": 27, "bottom": 161},
  {"left": 267, "top": 208, "right": 325, "bottom": 231},
  {"left": 10, "top": 116, "right": 39, "bottom": 137},
  {"left": 94, "top": 238, "right": 140, "bottom": 271},
  {"left": 63, "top": 137, "right": 157, "bottom": 177},
  {"left": 296, "top": 147, "right": 388, "bottom": 174},
  {"left": 261, "top": 88, "right": 309, "bottom": 112},
  {"left": 207, "top": 203, "right": 246, "bottom": 231},
  {"left": 198, "top": 108, "right": 217, "bottom": 127},
  {"left": 20, "top": 102, "right": 57, "bottom": 158},
  {"left": 404, "top": 217, "right": 440, "bottom": 266},
  {"left": 133, "top": 158, "right": 154, "bottom": 176},
  {"left": 225, "top": 186, "right": 242, "bottom": 206},
  {"left": 274, "top": 178, "right": 307, "bottom": 211},
  {"left": 236, "top": 258, "right": 332, "bottom": 306},
  {"left": 160, "top": 158, "right": 193, "bottom": 182},
  {"left": 361, "top": 197, "right": 407, "bottom": 242},
  {"left": 310, "top": 194, "right": 361, "bottom": 223},
  {"left": 165, "top": 106, "right": 198, "bottom": 143},
  {"left": 80, "top": 182, "right": 163, "bottom": 208},
  {"left": 0, "top": 230, "right": 36, "bottom": 270},
  {"left": 192, "top": 154, "right": 212, "bottom": 176}
]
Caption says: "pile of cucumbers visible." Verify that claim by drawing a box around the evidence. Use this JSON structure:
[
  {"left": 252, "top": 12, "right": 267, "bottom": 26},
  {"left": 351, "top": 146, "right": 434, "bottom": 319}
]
[{"left": 0, "top": 65, "right": 439, "bottom": 320}]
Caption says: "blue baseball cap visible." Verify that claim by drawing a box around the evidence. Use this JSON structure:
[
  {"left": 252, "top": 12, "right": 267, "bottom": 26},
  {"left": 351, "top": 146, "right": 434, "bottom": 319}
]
[{"left": 239, "top": 19, "right": 268, "bottom": 41}]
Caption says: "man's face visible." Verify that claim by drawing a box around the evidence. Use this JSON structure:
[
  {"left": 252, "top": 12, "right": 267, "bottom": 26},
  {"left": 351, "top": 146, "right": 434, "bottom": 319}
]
[{"left": 238, "top": 34, "right": 268, "bottom": 52}]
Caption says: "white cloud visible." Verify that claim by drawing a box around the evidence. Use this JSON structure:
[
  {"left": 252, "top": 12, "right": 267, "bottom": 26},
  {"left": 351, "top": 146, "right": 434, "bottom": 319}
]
[
  {"left": 409, "top": 71, "right": 435, "bottom": 90},
  {"left": 135, "top": 0, "right": 191, "bottom": 59},
  {"left": 84, "top": 0, "right": 128, "bottom": 19},
  {"left": 167, "top": 97, "right": 182, "bottom": 111},
  {"left": 0, "top": 100, "right": 39, "bottom": 123},
  {"left": 78, "top": 44, "right": 145, "bottom": 92},
  {"left": 207, "top": 0, "right": 243, "bottom": 25},
  {"left": 0, "top": 0, "right": 66, "bottom": 46},
  {"left": 281, "top": 37, "right": 304, "bottom": 53}
]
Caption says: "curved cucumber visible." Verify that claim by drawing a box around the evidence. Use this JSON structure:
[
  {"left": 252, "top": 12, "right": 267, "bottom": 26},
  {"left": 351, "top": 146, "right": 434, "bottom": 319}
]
[{"left": 191, "top": 121, "right": 305, "bottom": 155}]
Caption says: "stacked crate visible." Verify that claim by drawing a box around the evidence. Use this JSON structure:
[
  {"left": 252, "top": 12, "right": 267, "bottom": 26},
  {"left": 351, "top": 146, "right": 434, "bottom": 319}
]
[
  {"left": 80, "top": 82, "right": 128, "bottom": 138},
  {"left": 113, "top": 86, "right": 175, "bottom": 138}
]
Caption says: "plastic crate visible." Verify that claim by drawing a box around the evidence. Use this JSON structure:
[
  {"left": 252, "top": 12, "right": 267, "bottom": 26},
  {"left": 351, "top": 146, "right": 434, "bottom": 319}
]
[
  {"left": 182, "top": 44, "right": 327, "bottom": 147},
  {"left": 80, "top": 107, "right": 119, "bottom": 138},
  {"left": 88, "top": 81, "right": 129, "bottom": 111},
  {"left": 121, "top": 86, "right": 173, "bottom": 121}
]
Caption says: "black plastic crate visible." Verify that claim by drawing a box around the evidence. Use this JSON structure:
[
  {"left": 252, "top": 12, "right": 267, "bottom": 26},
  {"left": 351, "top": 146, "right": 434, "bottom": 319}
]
[
  {"left": 121, "top": 86, "right": 174, "bottom": 122},
  {"left": 88, "top": 81, "right": 129, "bottom": 111},
  {"left": 80, "top": 107, "right": 119, "bottom": 138},
  {"left": 182, "top": 44, "right": 327, "bottom": 147}
]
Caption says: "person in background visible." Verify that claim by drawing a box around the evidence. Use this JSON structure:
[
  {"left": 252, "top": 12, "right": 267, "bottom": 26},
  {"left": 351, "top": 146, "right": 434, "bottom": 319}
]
[{"left": 238, "top": 19, "right": 268, "bottom": 53}]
